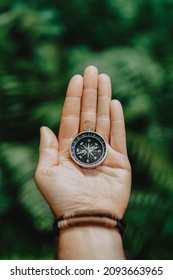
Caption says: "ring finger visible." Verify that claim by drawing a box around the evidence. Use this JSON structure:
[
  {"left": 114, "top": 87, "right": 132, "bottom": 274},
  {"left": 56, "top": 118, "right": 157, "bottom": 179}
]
[{"left": 96, "top": 74, "right": 111, "bottom": 142}]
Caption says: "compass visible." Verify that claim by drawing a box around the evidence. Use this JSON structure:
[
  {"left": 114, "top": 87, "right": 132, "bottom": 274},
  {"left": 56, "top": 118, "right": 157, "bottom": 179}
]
[{"left": 70, "top": 130, "right": 107, "bottom": 168}]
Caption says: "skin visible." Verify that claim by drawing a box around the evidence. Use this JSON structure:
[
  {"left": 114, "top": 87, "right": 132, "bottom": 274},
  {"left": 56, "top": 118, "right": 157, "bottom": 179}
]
[{"left": 35, "top": 66, "right": 131, "bottom": 259}]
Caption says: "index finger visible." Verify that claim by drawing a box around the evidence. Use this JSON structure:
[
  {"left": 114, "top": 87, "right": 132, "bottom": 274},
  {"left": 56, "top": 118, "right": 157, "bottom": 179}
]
[{"left": 58, "top": 75, "right": 83, "bottom": 142}]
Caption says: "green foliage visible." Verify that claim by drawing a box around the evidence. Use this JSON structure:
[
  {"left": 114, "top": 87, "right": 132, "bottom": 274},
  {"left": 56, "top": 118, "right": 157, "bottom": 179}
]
[{"left": 0, "top": 0, "right": 173, "bottom": 259}]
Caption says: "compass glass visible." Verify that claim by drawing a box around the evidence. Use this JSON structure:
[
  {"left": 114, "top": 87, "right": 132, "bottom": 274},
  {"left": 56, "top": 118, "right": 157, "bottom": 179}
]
[{"left": 70, "top": 131, "right": 107, "bottom": 168}]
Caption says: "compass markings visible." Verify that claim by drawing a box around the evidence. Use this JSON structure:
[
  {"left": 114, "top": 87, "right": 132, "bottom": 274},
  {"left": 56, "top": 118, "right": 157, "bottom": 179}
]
[
  {"left": 76, "top": 140, "right": 100, "bottom": 161},
  {"left": 70, "top": 130, "right": 107, "bottom": 168}
]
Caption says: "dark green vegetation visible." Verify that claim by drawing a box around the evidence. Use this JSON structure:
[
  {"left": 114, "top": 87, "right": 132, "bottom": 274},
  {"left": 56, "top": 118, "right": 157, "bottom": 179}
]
[{"left": 1, "top": 0, "right": 173, "bottom": 259}]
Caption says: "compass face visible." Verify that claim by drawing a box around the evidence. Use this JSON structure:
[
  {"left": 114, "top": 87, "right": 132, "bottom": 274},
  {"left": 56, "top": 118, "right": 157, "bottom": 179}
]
[{"left": 70, "top": 131, "right": 107, "bottom": 168}]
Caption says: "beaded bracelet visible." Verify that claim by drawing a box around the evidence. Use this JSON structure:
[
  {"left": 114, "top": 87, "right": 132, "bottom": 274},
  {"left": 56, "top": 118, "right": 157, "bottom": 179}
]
[{"left": 53, "top": 210, "right": 126, "bottom": 236}]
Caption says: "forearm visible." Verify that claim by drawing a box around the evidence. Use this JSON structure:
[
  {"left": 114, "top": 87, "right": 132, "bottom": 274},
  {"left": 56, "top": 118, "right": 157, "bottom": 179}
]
[{"left": 57, "top": 226, "right": 126, "bottom": 260}]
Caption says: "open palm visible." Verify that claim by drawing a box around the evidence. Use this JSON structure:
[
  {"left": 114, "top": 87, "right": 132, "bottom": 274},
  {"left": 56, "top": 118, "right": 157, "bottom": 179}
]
[{"left": 35, "top": 66, "right": 131, "bottom": 220}]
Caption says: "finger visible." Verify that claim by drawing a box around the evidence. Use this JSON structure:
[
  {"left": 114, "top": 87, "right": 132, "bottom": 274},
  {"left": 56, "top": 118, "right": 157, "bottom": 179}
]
[
  {"left": 58, "top": 75, "right": 83, "bottom": 141},
  {"left": 96, "top": 74, "right": 111, "bottom": 142},
  {"left": 38, "top": 126, "right": 59, "bottom": 167},
  {"left": 80, "top": 66, "right": 98, "bottom": 131},
  {"left": 110, "top": 100, "right": 127, "bottom": 154}
]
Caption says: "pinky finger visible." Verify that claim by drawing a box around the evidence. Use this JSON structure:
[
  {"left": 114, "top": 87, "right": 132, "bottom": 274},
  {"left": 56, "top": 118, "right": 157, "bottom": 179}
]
[{"left": 110, "top": 100, "right": 127, "bottom": 155}]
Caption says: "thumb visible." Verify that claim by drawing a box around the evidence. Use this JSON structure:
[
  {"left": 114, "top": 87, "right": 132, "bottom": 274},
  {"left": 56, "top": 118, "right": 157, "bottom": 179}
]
[{"left": 38, "top": 126, "right": 59, "bottom": 167}]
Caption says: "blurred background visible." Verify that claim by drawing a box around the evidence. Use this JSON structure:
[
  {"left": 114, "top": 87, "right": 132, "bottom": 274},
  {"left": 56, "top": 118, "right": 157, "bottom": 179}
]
[{"left": 0, "top": 0, "right": 173, "bottom": 259}]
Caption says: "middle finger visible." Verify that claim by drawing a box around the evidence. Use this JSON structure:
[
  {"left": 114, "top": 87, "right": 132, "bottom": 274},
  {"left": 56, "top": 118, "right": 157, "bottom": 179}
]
[{"left": 80, "top": 66, "right": 98, "bottom": 132}]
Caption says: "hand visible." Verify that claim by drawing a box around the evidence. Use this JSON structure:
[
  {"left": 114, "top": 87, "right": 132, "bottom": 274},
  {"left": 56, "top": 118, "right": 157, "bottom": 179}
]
[{"left": 35, "top": 66, "right": 131, "bottom": 219}]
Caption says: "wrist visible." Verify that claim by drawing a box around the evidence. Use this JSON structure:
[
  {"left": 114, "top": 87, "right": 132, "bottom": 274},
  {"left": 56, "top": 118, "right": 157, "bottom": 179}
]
[{"left": 58, "top": 225, "right": 125, "bottom": 260}]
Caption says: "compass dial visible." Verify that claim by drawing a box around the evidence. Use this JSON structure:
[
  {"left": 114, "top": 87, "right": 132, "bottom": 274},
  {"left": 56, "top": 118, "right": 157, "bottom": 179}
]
[{"left": 70, "top": 131, "right": 107, "bottom": 168}]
